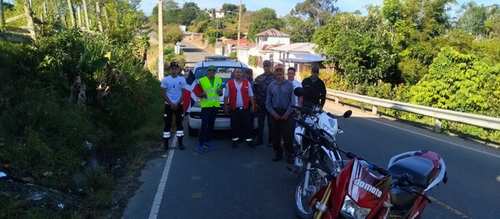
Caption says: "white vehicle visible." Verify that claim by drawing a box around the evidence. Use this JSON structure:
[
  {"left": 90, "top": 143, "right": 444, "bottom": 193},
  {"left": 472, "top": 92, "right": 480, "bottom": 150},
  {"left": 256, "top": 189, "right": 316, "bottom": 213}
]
[{"left": 186, "top": 56, "right": 256, "bottom": 136}]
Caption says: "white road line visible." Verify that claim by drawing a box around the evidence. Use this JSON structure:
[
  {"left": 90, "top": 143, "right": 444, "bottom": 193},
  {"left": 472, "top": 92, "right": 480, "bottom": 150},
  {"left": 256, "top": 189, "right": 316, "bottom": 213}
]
[
  {"left": 148, "top": 142, "right": 176, "bottom": 219},
  {"left": 366, "top": 118, "right": 500, "bottom": 159}
]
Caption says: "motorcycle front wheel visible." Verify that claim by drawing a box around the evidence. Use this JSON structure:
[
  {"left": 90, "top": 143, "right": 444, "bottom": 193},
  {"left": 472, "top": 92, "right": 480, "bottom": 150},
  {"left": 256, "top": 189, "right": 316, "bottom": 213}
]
[{"left": 294, "top": 167, "right": 328, "bottom": 219}]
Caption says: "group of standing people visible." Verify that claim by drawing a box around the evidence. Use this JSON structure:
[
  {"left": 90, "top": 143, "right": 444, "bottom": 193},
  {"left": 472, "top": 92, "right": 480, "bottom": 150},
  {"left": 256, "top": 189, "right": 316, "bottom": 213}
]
[
  {"left": 159, "top": 60, "right": 327, "bottom": 163},
  {"left": 254, "top": 61, "right": 327, "bottom": 163}
]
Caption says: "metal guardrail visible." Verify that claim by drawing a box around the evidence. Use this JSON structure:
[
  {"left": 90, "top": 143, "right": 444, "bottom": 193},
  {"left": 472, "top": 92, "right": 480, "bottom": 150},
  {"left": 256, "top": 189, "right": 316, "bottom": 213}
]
[{"left": 326, "top": 89, "right": 500, "bottom": 130}]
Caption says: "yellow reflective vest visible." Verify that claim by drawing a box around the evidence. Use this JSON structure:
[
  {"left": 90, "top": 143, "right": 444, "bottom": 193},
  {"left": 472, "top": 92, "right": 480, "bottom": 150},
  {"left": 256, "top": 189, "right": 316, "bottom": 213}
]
[{"left": 199, "top": 76, "right": 222, "bottom": 108}]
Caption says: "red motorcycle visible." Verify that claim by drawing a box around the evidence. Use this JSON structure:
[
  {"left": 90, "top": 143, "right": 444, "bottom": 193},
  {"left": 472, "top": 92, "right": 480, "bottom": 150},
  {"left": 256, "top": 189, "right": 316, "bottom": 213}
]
[{"left": 309, "top": 150, "right": 447, "bottom": 219}]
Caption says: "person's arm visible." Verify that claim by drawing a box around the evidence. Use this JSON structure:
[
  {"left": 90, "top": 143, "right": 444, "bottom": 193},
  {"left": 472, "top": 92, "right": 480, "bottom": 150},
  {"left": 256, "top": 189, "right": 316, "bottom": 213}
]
[
  {"left": 282, "top": 85, "right": 294, "bottom": 119},
  {"left": 319, "top": 80, "right": 327, "bottom": 108},
  {"left": 223, "top": 85, "right": 230, "bottom": 114},
  {"left": 248, "top": 83, "right": 255, "bottom": 112},
  {"left": 265, "top": 84, "right": 279, "bottom": 119}
]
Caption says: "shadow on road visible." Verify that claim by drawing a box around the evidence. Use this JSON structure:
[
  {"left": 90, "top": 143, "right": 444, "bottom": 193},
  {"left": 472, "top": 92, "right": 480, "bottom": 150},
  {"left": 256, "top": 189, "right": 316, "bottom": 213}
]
[{"left": 182, "top": 47, "right": 204, "bottom": 53}]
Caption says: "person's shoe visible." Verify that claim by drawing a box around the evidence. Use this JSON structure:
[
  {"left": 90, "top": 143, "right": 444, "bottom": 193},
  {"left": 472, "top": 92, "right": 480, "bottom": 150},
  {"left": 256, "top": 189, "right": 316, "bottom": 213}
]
[
  {"left": 204, "top": 143, "right": 216, "bottom": 151},
  {"left": 246, "top": 140, "right": 255, "bottom": 148},
  {"left": 272, "top": 154, "right": 283, "bottom": 162}
]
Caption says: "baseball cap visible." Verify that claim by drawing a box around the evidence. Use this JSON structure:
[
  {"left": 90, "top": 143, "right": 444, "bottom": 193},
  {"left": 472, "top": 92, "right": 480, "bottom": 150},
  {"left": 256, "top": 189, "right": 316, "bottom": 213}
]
[{"left": 207, "top": 65, "right": 216, "bottom": 72}]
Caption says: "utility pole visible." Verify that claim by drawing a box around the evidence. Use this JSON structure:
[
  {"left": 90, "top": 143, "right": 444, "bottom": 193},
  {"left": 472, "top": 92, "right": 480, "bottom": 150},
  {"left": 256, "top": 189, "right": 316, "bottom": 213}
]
[
  {"left": 237, "top": 0, "right": 242, "bottom": 60},
  {"left": 158, "top": 0, "right": 164, "bottom": 80}
]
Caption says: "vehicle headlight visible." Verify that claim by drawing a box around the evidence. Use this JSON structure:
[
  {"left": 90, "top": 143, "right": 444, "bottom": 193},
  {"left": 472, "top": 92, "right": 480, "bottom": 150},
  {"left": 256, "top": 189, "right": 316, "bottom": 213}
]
[{"left": 340, "top": 196, "right": 371, "bottom": 219}]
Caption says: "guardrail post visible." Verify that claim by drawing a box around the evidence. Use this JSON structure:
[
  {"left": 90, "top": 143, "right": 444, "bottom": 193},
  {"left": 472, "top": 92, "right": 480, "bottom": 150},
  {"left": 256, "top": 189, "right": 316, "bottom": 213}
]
[
  {"left": 334, "top": 97, "right": 339, "bottom": 104},
  {"left": 434, "top": 119, "right": 442, "bottom": 132},
  {"left": 371, "top": 105, "right": 378, "bottom": 115}
]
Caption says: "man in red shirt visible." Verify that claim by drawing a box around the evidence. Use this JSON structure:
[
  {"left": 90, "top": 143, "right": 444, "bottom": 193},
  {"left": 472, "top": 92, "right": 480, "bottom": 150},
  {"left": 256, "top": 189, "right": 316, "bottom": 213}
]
[{"left": 224, "top": 68, "right": 255, "bottom": 148}]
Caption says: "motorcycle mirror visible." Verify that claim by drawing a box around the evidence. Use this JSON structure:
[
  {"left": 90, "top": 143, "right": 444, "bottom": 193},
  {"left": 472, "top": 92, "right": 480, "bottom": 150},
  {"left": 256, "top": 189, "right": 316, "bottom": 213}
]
[
  {"left": 343, "top": 110, "right": 352, "bottom": 118},
  {"left": 294, "top": 87, "right": 304, "bottom": 97},
  {"left": 0, "top": 171, "right": 7, "bottom": 179}
]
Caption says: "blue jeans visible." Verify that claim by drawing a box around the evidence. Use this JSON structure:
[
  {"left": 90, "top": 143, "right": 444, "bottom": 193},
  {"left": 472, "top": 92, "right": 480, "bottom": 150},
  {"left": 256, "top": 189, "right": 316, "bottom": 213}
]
[{"left": 199, "top": 107, "right": 218, "bottom": 145}]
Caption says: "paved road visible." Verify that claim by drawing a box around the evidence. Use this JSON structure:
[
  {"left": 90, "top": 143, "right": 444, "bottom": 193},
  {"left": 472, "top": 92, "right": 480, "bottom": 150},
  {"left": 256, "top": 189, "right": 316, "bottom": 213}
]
[
  {"left": 123, "top": 42, "right": 500, "bottom": 219},
  {"left": 124, "top": 102, "right": 500, "bottom": 219},
  {"left": 181, "top": 40, "right": 211, "bottom": 65}
]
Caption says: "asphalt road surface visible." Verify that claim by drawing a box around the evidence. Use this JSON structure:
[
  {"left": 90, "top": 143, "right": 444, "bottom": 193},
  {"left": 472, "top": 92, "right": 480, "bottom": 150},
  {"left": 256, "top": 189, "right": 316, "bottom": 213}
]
[{"left": 124, "top": 101, "right": 500, "bottom": 219}]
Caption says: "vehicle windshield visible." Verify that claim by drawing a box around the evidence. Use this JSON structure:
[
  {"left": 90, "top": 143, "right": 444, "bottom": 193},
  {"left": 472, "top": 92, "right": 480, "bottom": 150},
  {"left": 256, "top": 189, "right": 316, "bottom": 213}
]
[{"left": 194, "top": 67, "right": 248, "bottom": 87}]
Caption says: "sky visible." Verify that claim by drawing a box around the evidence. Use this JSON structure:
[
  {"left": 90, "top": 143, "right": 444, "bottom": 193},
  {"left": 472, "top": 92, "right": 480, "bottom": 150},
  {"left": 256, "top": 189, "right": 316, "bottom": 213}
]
[{"left": 138, "top": 0, "right": 499, "bottom": 17}]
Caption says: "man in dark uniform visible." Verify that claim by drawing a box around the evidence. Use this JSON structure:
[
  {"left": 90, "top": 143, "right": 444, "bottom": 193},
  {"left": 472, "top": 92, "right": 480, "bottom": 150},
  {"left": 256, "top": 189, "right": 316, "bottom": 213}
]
[
  {"left": 253, "top": 60, "right": 275, "bottom": 146},
  {"left": 302, "top": 65, "right": 326, "bottom": 109}
]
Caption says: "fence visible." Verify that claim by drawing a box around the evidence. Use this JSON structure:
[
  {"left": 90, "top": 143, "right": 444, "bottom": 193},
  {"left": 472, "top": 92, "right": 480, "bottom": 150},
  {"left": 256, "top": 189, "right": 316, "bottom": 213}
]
[{"left": 326, "top": 89, "right": 500, "bottom": 131}]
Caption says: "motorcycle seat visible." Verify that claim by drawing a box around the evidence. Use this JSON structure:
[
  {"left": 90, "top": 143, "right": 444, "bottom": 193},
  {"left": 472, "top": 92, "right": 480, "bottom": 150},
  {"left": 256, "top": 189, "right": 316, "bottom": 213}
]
[{"left": 388, "top": 156, "right": 434, "bottom": 188}]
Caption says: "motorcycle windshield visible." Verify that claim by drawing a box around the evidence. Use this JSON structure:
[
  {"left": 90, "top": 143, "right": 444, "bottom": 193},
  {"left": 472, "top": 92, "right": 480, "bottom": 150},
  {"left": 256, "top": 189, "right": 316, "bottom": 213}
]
[{"left": 347, "top": 159, "right": 390, "bottom": 209}]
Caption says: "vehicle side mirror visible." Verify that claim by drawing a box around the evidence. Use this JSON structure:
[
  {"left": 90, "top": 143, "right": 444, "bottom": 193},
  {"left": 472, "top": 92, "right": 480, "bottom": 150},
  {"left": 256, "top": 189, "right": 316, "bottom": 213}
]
[
  {"left": 294, "top": 87, "right": 304, "bottom": 97},
  {"left": 343, "top": 110, "right": 352, "bottom": 118},
  {"left": 0, "top": 171, "right": 7, "bottom": 179}
]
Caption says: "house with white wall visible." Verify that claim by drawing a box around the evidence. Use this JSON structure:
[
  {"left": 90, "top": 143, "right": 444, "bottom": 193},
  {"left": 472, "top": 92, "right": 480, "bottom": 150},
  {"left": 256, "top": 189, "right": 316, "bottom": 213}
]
[
  {"left": 238, "top": 29, "right": 323, "bottom": 77},
  {"left": 255, "top": 28, "right": 290, "bottom": 48}
]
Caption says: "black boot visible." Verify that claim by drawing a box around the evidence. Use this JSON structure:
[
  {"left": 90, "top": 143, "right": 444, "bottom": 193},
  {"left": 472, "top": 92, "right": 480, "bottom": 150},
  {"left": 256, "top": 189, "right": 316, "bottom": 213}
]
[
  {"left": 177, "top": 136, "right": 185, "bottom": 150},
  {"left": 163, "top": 138, "right": 170, "bottom": 151}
]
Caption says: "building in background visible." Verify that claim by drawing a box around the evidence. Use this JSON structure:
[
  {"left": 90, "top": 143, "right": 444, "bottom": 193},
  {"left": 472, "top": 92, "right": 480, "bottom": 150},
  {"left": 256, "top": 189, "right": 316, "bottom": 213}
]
[{"left": 237, "top": 29, "right": 324, "bottom": 78}]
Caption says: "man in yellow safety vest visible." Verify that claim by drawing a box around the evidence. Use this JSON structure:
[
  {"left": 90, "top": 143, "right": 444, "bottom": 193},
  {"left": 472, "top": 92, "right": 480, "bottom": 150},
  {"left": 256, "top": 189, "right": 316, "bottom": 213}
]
[{"left": 193, "top": 65, "right": 223, "bottom": 152}]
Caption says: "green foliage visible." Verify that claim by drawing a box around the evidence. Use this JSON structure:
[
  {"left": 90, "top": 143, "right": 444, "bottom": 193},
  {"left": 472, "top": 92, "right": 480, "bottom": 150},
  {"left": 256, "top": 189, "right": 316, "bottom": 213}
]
[
  {"left": 248, "top": 55, "right": 258, "bottom": 67},
  {"left": 164, "top": 24, "right": 183, "bottom": 44},
  {"left": 283, "top": 16, "right": 316, "bottom": 42},
  {"left": 248, "top": 8, "right": 284, "bottom": 40},
  {"left": 291, "top": 0, "right": 338, "bottom": 26},
  {"left": 0, "top": 28, "right": 162, "bottom": 214},
  {"left": 382, "top": 0, "right": 402, "bottom": 24},
  {"left": 409, "top": 47, "right": 499, "bottom": 116},
  {"left": 457, "top": 2, "right": 490, "bottom": 36},
  {"left": 164, "top": 46, "right": 185, "bottom": 68},
  {"left": 229, "top": 51, "right": 237, "bottom": 59},
  {"left": 314, "top": 13, "right": 400, "bottom": 84}
]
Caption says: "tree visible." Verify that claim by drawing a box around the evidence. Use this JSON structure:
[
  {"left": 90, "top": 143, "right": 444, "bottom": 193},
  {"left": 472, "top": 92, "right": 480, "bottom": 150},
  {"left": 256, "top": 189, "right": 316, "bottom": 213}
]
[
  {"left": 164, "top": 23, "right": 183, "bottom": 44},
  {"left": 382, "top": 0, "right": 402, "bottom": 25},
  {"left": 409, "top": 47, "right": 499, "bottom": 116},
  {"left": 248, "top": 8, "right": 283, "bottom": 40},
  {"left": 314, "top": 13, "right": 400, "bottom": 84},
  {"left": 179, "top": 2, "right": 200, "bottom": 25},
  {"left": 291, "top": 0, "right": 338, "bottom": 26},
  {"left": 457, "top": 2, "right": 490, "bottom": 36},
  {"left": 283, "top": 15, "right": 315, "bottom": 42}
]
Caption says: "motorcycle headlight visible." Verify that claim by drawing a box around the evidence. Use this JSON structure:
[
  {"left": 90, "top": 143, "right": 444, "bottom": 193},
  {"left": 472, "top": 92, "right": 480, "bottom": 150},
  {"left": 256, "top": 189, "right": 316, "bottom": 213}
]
[{"left": 340, "top": 196, "right": 371, "bottom": 219}]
